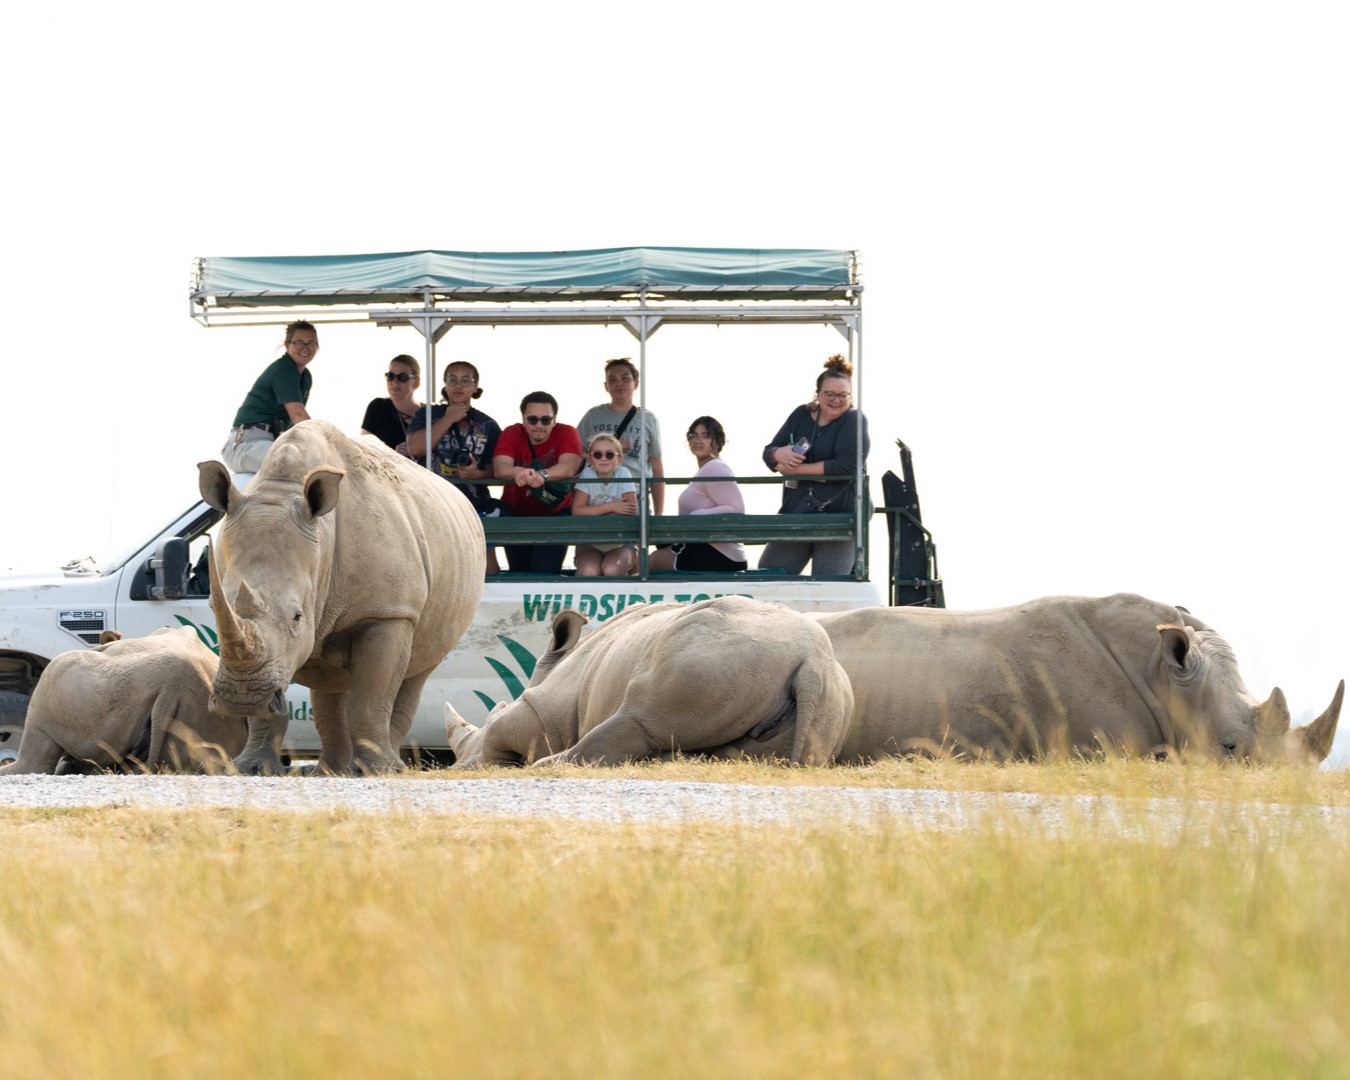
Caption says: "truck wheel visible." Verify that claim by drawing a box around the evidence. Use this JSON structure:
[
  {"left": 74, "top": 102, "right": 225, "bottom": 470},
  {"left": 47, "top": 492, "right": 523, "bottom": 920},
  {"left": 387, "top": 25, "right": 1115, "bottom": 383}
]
[{"left": 0, "top": 690, "right": 28, "bottom": 765}]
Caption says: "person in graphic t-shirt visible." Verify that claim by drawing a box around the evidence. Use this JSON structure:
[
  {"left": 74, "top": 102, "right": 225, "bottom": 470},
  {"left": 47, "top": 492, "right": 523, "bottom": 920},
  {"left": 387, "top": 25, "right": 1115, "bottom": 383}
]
[{"left": 408, "top": 361, "right": 504, "bottom": 575}]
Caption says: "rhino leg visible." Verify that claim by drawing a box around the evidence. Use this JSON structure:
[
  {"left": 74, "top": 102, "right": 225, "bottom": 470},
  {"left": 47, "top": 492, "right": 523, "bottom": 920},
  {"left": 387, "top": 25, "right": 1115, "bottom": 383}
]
[
  {"left": 311, "top": 689, "right": 353, "bottom": 776},
  {"left": 542, "top": 706, "right": 666, "bottom": 766},
  {"left": 390, "top": 670, "right": 432, "bottom": 751},
  {"left": 232, "top": 715, "right": 288, "bottom": 776},
  {"left": 0, "top": 722, "right": 66, "bottom": 775},
  {"left": 344, "top": 622, "right": 413, "bottom": 775}
]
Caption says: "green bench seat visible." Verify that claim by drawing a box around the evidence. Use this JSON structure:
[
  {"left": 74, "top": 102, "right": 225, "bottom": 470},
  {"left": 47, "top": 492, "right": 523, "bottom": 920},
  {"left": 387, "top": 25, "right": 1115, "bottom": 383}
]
[{"left": 482, "top": 512, "right": 857, "bottom": 547}]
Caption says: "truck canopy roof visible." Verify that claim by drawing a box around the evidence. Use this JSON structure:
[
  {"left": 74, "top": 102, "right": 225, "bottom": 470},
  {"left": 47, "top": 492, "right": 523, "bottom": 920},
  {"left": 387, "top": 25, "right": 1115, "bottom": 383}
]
[{"left": 192, "top": 247, "right": 860, "bottom": 308}]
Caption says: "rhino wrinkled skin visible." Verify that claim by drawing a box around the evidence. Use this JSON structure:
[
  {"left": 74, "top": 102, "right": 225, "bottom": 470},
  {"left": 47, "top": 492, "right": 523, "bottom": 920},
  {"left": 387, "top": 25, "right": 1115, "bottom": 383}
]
[
  {"left": 0, "top": 627, "right": 243, "bottom": 774},
  {"left": 816, "top": 593, "right": 1342, "bottom": 764},
  {"left": 199, "top": 421, "right": 485, "bottom": 775},
  {"left": 447, "top": 596, "right": 853, "bottom": 767}
]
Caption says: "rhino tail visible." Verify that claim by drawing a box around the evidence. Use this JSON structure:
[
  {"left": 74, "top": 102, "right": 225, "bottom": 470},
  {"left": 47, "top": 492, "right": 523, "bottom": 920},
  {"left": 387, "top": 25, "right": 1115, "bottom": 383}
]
[{"left": 786, "top": 660, "right": 828, "bottom": 766}]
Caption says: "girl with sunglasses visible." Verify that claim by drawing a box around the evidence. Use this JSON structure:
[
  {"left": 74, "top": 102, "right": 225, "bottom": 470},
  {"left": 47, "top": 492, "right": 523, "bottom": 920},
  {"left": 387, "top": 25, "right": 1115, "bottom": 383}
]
[
  {"left": 759, "top": 355, "right": 870, "bottom": 577},
  {"left": 571, "top": 432, "right": 639, "bottom": 577},
  {"left": 360, "top": 354, "right": 423, "bottom": 457}
]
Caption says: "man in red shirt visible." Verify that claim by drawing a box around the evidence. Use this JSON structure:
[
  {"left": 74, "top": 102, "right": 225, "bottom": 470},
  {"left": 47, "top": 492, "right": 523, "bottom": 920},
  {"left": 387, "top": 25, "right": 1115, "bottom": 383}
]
[{"left": 493, "top": 391, "right": 584, "bottom": 573}]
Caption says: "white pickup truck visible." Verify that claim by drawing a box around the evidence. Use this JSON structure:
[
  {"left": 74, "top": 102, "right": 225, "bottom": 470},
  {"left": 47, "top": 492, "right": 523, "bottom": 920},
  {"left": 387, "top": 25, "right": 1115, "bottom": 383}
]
[{"left": 0, "top": 496, "right": 885, "bottom": 764}]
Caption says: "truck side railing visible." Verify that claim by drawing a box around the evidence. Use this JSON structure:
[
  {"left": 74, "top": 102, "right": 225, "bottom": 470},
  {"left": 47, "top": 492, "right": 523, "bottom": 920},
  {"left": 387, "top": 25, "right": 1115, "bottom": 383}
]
[{"left": 477, "top": 472, "right": 865, "bottom": 580}]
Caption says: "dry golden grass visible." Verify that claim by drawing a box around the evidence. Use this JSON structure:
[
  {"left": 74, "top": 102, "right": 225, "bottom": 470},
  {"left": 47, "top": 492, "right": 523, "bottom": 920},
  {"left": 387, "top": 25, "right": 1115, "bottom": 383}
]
[{"left": 2, "top": 766, "right": 1348, "bottom": 1079}]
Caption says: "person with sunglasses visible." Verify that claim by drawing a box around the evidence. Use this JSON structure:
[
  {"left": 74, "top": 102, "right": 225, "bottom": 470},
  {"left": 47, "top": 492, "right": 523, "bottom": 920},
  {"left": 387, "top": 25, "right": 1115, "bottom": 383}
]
[
  {"left": 492, "top": 391, "right": 583, "bottom": 574},
  {"left": 576, "top": 357, "right": 666, "bottom": 514},
  {"left": 407, "top": 361, "right": 504, "bottom": 574},
  {"left": 571, "top": 432, "right": 639, "bottom": 577},
  {"left": 759, "top": 355, "right": 870, "bottom": 577},
  {"left": 649, "top": 416, "right": 748, "bottom": 573},
  {"left": 220, "top": 320, "right": 318, "bottom": 474},
  {"left": 360, "top": 354, "right": 423, "bottom": 457}
]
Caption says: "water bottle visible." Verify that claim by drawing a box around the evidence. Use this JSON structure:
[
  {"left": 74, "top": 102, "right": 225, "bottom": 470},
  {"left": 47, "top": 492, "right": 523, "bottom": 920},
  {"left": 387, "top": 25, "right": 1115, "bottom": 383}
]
[{"left": 784, "top": 436, "right": 811, "bottom": 489}]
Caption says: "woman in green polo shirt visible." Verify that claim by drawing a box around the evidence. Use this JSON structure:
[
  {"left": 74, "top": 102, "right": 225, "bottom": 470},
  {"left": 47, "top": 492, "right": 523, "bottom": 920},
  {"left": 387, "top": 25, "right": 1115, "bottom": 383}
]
[{"left": 220, "top": 321, "right": 318, "bottom": 474}]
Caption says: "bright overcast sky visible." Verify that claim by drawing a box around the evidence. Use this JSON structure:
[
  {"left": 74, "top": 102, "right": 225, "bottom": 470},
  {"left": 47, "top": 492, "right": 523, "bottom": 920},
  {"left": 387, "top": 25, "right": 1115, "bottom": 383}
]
[{"left": 3, "top": 2, "right": 1347, "bottom": 757}]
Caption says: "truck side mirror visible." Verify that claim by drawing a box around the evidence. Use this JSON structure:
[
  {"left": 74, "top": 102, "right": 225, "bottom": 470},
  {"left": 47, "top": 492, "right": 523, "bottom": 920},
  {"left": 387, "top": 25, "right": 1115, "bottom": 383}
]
[{"left": 149, "top": 538, "right": 189, "bottom": 601}]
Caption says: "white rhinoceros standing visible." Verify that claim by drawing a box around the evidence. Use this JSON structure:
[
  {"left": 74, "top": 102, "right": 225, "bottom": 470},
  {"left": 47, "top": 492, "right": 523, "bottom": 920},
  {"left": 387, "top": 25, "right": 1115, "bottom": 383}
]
[
  {"left": 816, "top": 593, "right": 1342, "bottom": 764},
  {"left": 447, "top": 596, "right": 853, "bottom": 767},
  {"left": 198, "top": 420, "right": 485, "bottom": 775},
  {"left": 0, "top": 627, "right": 242, "bottom": 775}
]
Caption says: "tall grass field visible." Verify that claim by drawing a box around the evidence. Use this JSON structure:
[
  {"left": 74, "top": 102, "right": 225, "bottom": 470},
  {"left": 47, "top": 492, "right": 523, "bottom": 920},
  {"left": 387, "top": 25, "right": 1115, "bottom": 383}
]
[{"left": 3, "top": 759, "right": 1348, "bottom": 1078}]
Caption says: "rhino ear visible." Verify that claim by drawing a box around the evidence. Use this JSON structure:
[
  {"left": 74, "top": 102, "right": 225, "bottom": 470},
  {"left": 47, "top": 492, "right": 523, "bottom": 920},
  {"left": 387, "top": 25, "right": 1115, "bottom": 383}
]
[
  {"left": 549, "top": 609, "right": 588, "bottom": 654},
  {"left": 98, "top": 630, "right": 123, "bottom": 645},
  {"left": 199, "top": 460, "right": 245, "bottom": 514},
  {"left": 302, "top": 467, "right": 344, "bottom": 519},
  {"left": 528, "top": 609, "right": 589, "bottom": 687},
  {"left": 1157, "top": 624, "right": 1192, "bottom": 671}
]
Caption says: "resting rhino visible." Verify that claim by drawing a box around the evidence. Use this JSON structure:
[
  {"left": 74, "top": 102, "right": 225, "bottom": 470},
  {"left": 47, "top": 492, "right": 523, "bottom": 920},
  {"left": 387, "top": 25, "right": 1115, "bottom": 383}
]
[
  {"left": 816, "top": 593, "right": 1342, "bottom": 764},
  {"left": 199, "top": 420, "right": 485, "bottom": 775},
  {"left": 446, "top": 596, "right": 853, "bottom": 766},
  {"left": 0, "top": 627, "right": 243, "bottom": 775}
]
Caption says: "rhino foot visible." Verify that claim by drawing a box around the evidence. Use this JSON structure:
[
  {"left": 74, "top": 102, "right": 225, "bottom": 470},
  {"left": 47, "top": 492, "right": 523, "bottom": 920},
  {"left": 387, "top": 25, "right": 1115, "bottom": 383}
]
[
  {"left": 231, "top": 750, "right": 285, "bottom": 776},
  {"left": 351, "top": 751, "right": 406, "bottom": 776}
]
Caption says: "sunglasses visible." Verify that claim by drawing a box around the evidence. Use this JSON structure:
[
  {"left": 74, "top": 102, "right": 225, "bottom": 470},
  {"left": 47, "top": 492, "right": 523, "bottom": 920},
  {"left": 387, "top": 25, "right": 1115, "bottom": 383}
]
[
  {"left": 385, "top": 372, "right": 414, "bottom": 383},
  {"left": 590, "top": 450, "right": 618, "bottom": 460},
  {"left": 524, "top": 414, "right": 555, "bottom": 425}
]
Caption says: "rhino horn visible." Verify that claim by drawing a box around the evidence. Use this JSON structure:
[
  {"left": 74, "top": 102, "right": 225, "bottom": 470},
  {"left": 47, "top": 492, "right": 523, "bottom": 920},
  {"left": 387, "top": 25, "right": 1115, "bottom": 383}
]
[
  {"left": 234, "top": 579, "right": 264, "bottom": 618},
  {"left": 1256, "top": 686, "right": 1292, "bottom": 736},
  {"left": 1295, "top": 680, "right": 1344, "bottom": 764},
  {"left": 208, "top": 542, "right": 260, "bottom": 666}
]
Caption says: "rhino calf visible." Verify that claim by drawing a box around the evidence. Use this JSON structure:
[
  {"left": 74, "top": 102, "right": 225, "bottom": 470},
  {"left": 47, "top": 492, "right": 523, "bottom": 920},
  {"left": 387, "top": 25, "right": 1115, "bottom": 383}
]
[
  {"left": 817, "top": 593, "right": 1342, "bottom": 765},
  {"left": 447, "top": 596, "right": 853, "bottom": 767},
  {"left": 0, "top": 627, "right": 244, "bottom": 775}
]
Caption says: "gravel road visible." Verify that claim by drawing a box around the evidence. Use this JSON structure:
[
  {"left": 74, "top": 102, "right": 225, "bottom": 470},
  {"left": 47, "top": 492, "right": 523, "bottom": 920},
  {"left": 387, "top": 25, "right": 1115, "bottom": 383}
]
[{"left": 2, "top": 774, "right": 1348, "bottom": 841}]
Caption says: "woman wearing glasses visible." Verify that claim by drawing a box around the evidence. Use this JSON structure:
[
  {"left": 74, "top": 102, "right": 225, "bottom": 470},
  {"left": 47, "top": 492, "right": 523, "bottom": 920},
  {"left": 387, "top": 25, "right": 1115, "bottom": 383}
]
[
  {"left": 649, "top": 416, "right": 747, "bottom": 573},
  {"left": 360, "top": 354, "right": 423, "bottom": 456},
  {"left": 407, "top": 361, "right": 504, "bottom": 573},
  {"left": 759, "top": 355, "right": 870, "bottom": 577},
  {"left": 572, "top": 432, "right": 639, "bottom": 577},
  {"left": 492, "top": 391, "right": 584, "bottom": 574},
  {"left": 220, "top": 320, "right": 318, "bottom": 474}
]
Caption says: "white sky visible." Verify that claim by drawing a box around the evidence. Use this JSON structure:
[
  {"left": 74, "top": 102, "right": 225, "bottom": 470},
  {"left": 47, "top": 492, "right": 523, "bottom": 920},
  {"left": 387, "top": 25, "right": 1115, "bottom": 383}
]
[{"left": 3, "top": 1, "right": 1347, "bottom": 758}]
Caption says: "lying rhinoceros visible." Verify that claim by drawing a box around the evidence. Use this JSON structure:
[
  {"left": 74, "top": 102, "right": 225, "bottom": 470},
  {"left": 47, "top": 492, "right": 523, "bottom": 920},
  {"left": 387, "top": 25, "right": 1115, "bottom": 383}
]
[
  {"left": 0, "top": 627, "right": 244, "bottom": 775},
  {"left": 815, "top": 593, "right": 1342, "bottom": 764},
  {"left": 447, "top": 596, "right": 853, "bottom": 766}
]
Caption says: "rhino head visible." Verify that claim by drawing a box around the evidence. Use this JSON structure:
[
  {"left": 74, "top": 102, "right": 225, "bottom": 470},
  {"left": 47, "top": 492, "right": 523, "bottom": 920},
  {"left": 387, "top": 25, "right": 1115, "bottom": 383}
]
[
  {"left": 1152, "top": 623, "right": 1342, "bottom": 765},
  {"left": 198, "top": 459, "right": 344, "bottom": 721}
]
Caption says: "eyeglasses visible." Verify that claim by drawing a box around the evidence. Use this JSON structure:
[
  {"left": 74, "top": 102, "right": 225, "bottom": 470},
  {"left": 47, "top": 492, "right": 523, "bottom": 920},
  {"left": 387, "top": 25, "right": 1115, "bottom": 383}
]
[
  {"left": 385, "top": 372, "right": 414, "bottom": 383},
  {"left": 590, "top": 450, "right": 618, "bottom": 460},
  {"left": 819, "top": 391, "right": 852, "bottom": 401},
  {"left": 524, "top": 415, "right": 555, "bottom": 426},
  {"left": 444, "top": 376, "right": 477, "bottom": 385},
  {"left": 686, "top": 432, "right": 711, "bottom": 441},
  {"left": 290, "top": 340, "right": 318, "bottom": 352}
]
